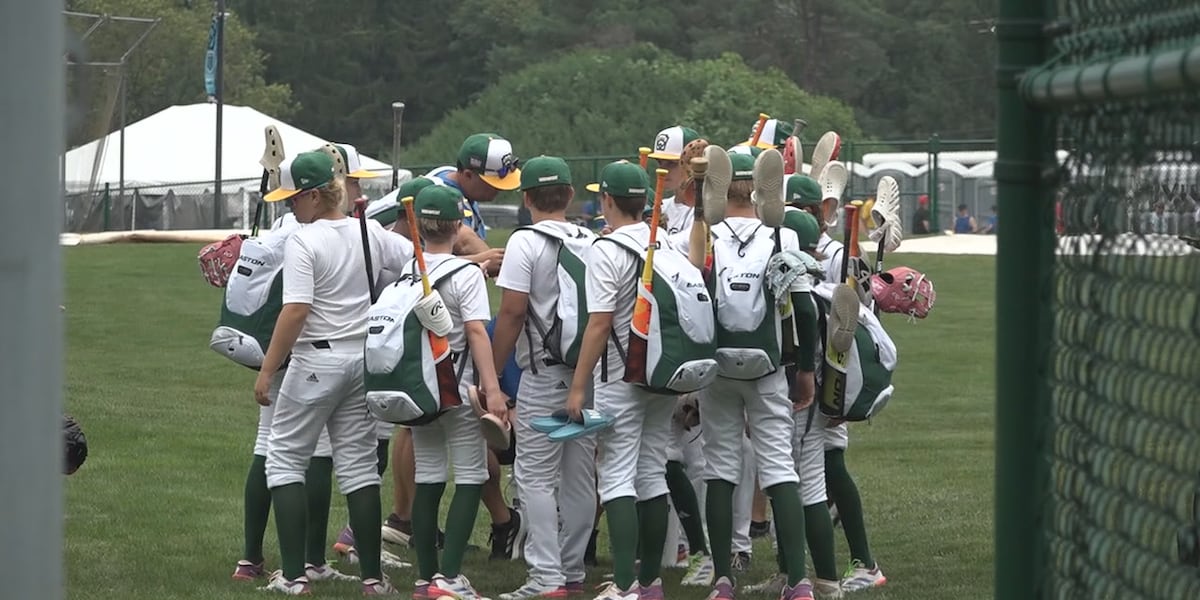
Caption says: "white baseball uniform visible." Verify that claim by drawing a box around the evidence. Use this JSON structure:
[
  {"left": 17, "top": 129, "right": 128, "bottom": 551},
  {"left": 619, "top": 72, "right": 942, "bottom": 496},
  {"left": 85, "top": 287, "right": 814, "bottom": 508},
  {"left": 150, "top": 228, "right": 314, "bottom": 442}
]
[
  {"left": 662, "top": 196, "right": 695, "bottom": 253},
  {"left": 588, "top": 222, "right": 675, "bottom": 504},
  {"left": 496, "top": 222, "right": 597, "bottom": 587},
  {"left": 409, "top": 253, "right": 492, "bottom": 487},
  {"left": 256, "top": 370, "right": 333, "bottom": 458},
  {"left": 265, "top": 218, "right": 413, "bottom": 494},
  {"left": 701, "top": 219, "right": 805, "bottom": 490},
  {"left": 731, "top": 432, "right": 756, "bottom": 555}
]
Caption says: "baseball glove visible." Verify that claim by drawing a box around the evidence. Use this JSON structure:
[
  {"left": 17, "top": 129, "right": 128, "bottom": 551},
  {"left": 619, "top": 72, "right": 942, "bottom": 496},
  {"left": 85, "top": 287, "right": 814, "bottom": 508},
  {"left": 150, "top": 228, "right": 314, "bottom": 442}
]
[
  {"left": 64, "top": 414, "right": 88, "bottom": 475},
  {"left": 677, "top": 138, "right": 711, "bottom": 206}
]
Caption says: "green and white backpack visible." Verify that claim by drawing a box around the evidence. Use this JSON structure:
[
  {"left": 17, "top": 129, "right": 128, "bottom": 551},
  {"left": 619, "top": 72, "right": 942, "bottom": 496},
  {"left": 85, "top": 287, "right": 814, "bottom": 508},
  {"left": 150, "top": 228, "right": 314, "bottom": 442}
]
[
  {"left": 364, "top": 257, "right": 475, "bottom": 426},
  {"left": 813, "top": 282, "right": 898, "bottom": 421},
  {"left": 599, "top": 232, "right": 718, "bottom": 395},
  {"left": 208, "top": 220, "right": 301, "bottom": 369},
  {"left": 709, "top": 222, "right": 783, "bottom": 380},
  {"left": 513, "top": 222, "right": 595, "bottom": 373}
]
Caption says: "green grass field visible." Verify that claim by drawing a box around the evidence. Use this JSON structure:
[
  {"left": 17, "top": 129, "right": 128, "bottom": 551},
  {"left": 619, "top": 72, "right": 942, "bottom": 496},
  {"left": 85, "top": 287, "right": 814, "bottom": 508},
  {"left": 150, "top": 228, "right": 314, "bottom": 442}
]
[{"left": 63, "top": 242, "right": 996, "bottom": 599}]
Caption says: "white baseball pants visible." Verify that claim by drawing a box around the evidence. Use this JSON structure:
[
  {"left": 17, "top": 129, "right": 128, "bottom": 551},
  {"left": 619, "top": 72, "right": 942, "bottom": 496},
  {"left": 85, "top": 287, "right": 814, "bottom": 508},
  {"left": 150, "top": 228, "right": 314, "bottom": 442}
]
[
  {"left": 265, "top": 341, "right": 380, "bottom": 494},
  {"left": 731, "top": 432, "right": 756, "bottom": 554},
  {"left": 513, "top": 366, "right": 596, "bottom": 586},
  {"left": 794, "top": 404, "right": 829, "bottom": 505},
  {"left": 255, "top": 369, "right": 332, "bottom": 458},
  {"left": 700, "top": 371, "right": 799, "bottom": 489},
  {"left": 824, "top": 421, "right": 849, "bottom": 450},
  {"left": 594, "top": 379, "right": 673, "bottom": 504}
]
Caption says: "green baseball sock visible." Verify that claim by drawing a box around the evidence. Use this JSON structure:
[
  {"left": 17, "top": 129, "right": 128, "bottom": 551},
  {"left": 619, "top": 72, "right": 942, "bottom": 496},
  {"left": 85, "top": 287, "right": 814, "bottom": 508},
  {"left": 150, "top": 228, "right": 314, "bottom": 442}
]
[
  {"left": 242, "top": 455, "right": 271, "bottom": 564},
  {"left": 825, "top": 449, "right": 874, "bottom": 569},
  {"left": 603, "top": 496, "right": 639, "bottom": 590},
  {"left": 347, "top": 485, "right": 383, "bottom": 580},
  {"left": 666, "top": 461, "right": 708, "bottom": 555},
  {"left": 637, "top": 494, "right": 669, "bottom": 587},
  {"left": 304, "top": 457, "right": 333, "bottom": 567},
  {"left": 413, "top": 483, "right": 446, "bottom": 580},
  {"left": 442, "top": 483, "right": 483, "bottom": 578},
  {"left": 766, "top": 482, "right": 807, "bottom": 586},
  {"left": 804, "top": 502, "right": 838, "bottom": 580},
  {"left": 271, "top": 482, "right": 308, "bottom": 581},
  {"left": 704, "top": 479, "right": 735, "bottom": 580}
]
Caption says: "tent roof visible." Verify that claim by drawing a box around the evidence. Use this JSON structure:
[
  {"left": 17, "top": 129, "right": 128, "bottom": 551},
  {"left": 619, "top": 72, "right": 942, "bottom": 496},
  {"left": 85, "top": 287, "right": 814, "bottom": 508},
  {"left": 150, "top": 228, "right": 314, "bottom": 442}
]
[{"left": 64, "top": 103, "right": 399, "bottom": 193}]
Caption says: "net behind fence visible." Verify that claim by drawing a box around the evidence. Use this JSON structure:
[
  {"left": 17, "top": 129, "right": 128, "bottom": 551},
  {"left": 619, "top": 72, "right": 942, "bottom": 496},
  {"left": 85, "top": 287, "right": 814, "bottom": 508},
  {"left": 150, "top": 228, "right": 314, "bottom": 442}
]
[{"left": 1021, "top": 1, "right": 1200, "bottom": 597}]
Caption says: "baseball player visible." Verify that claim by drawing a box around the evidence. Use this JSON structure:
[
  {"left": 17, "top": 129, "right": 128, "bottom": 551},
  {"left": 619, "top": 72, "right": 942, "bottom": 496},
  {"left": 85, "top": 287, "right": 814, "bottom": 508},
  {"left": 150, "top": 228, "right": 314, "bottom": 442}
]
[
  {"left": 490, "top": 156, "right": 597, "bottom": 599},
  {"left": 228, "top": 216, "right": 345, "bottom": 585},
  {"left": 745, "top": 204, "right": 845, "bottom": 598},
  {"left": 254, "top": 151, "right": 414, "bottom": 596},
  {"left": 648, "top": 125, "right": 702, "bottom": 250},
  {"left": 565, "top": 160, "right": 678, "bottom": 600},
  {"left": 787, "top": 175, "right": 887, "bottom": 592},
  {"left": 403, "top": 184, "right": 509, "bottom": 600},
  {"left": 689, "top": 147, "right": 817, "bottom": 600}
]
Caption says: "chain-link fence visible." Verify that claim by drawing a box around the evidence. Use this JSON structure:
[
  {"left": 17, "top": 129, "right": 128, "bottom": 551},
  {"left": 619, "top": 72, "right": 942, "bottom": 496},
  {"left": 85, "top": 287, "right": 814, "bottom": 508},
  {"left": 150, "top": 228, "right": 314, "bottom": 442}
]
[{"left": 996, "top": 1, "right": 1200, "bottom": 598}]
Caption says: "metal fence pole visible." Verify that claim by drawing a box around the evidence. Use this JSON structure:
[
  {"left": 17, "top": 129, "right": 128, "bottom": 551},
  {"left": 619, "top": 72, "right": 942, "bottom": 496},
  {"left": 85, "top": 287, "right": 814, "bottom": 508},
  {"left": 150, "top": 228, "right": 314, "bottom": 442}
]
[
  {"left": 0, "top": 2, "right": 64, "bottom": 599},
  {"left": 994, "top": 0, "right": 1054, "bottom": 596}
]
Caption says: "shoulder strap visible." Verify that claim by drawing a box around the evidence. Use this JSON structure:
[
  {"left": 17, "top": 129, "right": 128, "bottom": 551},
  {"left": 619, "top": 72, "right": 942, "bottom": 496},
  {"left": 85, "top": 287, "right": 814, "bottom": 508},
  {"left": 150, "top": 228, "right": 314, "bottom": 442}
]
[{"left": 427, "top": 257, "right": 476, "bottom": 289}]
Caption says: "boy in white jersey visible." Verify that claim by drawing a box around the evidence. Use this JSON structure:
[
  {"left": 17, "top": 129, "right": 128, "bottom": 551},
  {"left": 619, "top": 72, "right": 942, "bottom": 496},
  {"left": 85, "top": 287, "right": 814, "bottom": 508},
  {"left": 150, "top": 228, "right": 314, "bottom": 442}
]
[
  {"left": 566, "top": 161, "right": 676, "bottom": 600},
  {"left": 648, "top": 125, "right": 702, "bottom": 250},
  {"left": 690, "top": 148, "right": 818, "bottom": 600},
  {"left": 491, "top": 156, "right": 597, "bottom": 599},
  {"left": 255, "top": 151, "right": 414, "bottom": 596},
  {"left": 404, "top": 185, "right": 509, "bottom": 600}
]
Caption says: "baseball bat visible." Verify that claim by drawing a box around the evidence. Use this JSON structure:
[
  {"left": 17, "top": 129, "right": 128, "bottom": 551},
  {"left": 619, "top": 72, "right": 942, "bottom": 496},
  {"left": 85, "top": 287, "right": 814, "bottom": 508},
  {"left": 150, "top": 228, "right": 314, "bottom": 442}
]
[
  {"left": 624, "top": 168, "right": 669, "bottom": 386},
  {"left": 642, "top": 168, "right": 669, "bottom": 285},
  {"left": 848, "top": 200, "right": 864, "bottom": 260},
  {"left": 639, "top": 147, "right": 651, "bottom": 169},
  {"left": 354, "top": 197, "right": 378, "bottom": 303},
  {"left": 793, "top": 118, "right": 808, "bottom": 139},
  {"left": 391, "top": 101, "right": 405, "bottom": 191},
  {"left": 841, "top": 205, "right": 858, "bottom": 285},
  {"left": 400, "top": 195, "right": 432, "bottom": 296},
  {"left": 689, "top": 157, "right": 711, "bottom": 269},
  {"left": 749, "top": 112, "right": 770, "bottom": 147}
]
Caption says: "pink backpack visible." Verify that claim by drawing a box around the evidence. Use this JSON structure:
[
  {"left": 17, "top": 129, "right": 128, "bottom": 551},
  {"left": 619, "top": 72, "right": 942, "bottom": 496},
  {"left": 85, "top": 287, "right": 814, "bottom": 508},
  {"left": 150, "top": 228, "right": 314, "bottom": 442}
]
[
  {"left": 197, "top": 234, "right": 245, "bottom": 288},
  {"left": 870, "top": 266, "right": 935, "bottom": 319}
]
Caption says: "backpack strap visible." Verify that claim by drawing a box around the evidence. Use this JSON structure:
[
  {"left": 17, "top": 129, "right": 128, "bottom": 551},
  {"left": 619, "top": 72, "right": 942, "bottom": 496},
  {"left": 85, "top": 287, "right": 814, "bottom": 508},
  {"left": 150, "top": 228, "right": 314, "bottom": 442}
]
[{"left": 512, "top": 223, "right": 591, "bottom": 375}]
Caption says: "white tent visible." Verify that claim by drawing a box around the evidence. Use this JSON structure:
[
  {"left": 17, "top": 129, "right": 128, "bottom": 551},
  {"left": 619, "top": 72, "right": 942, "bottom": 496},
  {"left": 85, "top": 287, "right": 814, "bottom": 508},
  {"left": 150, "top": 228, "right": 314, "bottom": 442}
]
[{"left": 64, "top": 103, "right": 400, "bottom": 193}]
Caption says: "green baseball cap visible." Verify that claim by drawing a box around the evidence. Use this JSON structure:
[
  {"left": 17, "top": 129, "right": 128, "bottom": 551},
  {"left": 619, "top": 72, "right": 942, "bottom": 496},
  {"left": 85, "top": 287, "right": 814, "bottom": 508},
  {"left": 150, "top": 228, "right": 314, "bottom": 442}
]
[
  {"left": 413, "top": 185, "right": 464, "bottom": 221},
  {"left": 265, "top": 151, "right": 335, "bottom": 202},
  {"left": 730, "top": 152, "right": 755, "bottom": 181},
  {"left": 457, "top": 133, "right": 521, "bottom": 191},
  {"left": 738, "top": 118, "right": 794, "bottom": 149},
  {"left": 648, "top": 126, "right": 701, "bottom": 161},
  {"left": 786, "top": 174, "right": 822, "bottom": 207},
  {"left": 519, "top": 156, "right": 572, "bottom": 190},
  {"left": 783, "top": 208, "right": 821, "bottom": 250},
  {"left": 728, "top": 145, "right": 764, "bottom": 158},
  {"left": 599, "top": 161, "right": 650, "bottom": 197}
]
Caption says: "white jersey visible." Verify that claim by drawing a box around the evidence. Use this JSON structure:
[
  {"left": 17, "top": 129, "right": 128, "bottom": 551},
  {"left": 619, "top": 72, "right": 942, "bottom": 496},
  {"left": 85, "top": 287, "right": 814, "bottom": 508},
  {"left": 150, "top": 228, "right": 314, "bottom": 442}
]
[
  {"left": 585, "top": 222, "right": 648, "bottom": 380},
  {"left": 817, "top": 232, "right": 846, "bottom": 285},
  {"left": 495, "top": 220, "right": 595, "bottom": 370},
  {"left": 663, "top": 196, "right": 695, "bottom": 254},
  {"left": 282, "top": 218, "right": 414, "bottom": 343},
  {"left": 422, "top": 253, "right": 492, "bottom": 381}
]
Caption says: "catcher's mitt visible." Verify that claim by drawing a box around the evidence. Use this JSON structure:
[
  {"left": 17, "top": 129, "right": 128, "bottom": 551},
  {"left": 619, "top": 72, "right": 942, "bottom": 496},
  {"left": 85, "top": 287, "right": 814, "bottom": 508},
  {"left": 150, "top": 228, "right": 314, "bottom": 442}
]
[
  {"left": 676, "top": 138, "right": 710, "bottom": 206},
  {"left": 64, "top": 414, "right": 88, "bottom": 475}
]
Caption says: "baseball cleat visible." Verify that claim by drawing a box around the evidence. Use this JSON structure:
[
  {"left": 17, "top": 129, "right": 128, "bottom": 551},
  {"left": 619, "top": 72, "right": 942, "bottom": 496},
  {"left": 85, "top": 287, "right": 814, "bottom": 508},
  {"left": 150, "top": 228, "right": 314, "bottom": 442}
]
[
  {"left": 429, "top": 573, "right": 491, "bottom": 600},
  {"left": 382, "top": 548, "right": 414, "bottom": 570},
  {"left": 362, "top": 575, "right": 401, "bottom": 596},
  {"left": 590, "top": 582, "right": 638, "bottom": 600},
  {"left": 753, "top": 148, "right": 786, "bottom": 227},
  {"left": 637, "top": 578, "right": 664, "bottom": 600},
  {"left": 840, "top": 560, "right": 886, "bottom": 592},
  {"left": 382, "top": 514, "right": 414, "bottom": 546},
  {"left": 488, "top": 508, "right": 526, "bottom": 561},
  {"left": 779, "top": 578, "right": 815, "bottom": 600},
  {"left": 749, "top": 520, "right": 771, "bottom": 539},
  {"left": 232, "top": 559, "right": 266, "bottom": 581},
  {"left": 813, "top": 578, "right": 843, "bottom": 599},
  {"left": 706, "top": 576, "right": 736, "bottom": 600},
  {"left": 565, "top": 581, "right": 585, "bottom": 596},
  {"left": 334, "top": 526, "right": 358, "bottom": 561},
  {"left": 731, "top": 551, "right": 752, "bottom": 573},
  {"left": 743, "top": 573, "right": 786, "bottom": 594},
  {"left": 259, "top": 570, "right": 312, "bottom": 595},
  {"left": 498, "top": 580, "right": 570, "bottom": 599},
  {"left": 680, "top": 552, "right": 716, "bottom": 586},
  {"left": 828, "top": 284, "right": 860, "bottom": 354},
  {"left": 305, "top": 562, "right": 359, "bottom": 582},
  {"left": 412, "top": 579, "right": 434, "bottom": 599},
  {"left": 702, "top": 145, "right": 731, "bottom": 226}
]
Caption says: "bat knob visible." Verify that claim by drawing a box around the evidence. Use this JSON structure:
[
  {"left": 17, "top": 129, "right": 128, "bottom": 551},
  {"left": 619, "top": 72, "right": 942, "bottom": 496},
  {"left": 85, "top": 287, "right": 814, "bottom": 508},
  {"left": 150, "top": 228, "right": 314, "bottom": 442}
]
[{"left": 690, "top": 157, "right": 709, "bottom": 178}]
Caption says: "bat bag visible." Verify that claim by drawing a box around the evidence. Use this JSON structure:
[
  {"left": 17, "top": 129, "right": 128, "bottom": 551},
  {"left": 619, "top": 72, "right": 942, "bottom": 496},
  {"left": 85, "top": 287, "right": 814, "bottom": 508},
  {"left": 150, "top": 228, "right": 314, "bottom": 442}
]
[
  {"left": 364, "top": 257, "right": 474, "bottom": 425},
  {"left": 813, "top": 282, "right": 898, "bottom": 421},
  {"left": 709, "top": 222, "right": 784, "bottom": 380},
  {"left": 513, "top": 222, "right": 596, "bottom": 372}
]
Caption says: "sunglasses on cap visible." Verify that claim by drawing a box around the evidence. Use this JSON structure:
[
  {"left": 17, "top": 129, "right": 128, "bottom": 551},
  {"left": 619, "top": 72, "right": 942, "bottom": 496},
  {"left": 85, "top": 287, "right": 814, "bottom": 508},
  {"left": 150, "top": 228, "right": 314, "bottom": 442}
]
[{"left": 479, "top": 153, "right": 521, "bottom": 178}]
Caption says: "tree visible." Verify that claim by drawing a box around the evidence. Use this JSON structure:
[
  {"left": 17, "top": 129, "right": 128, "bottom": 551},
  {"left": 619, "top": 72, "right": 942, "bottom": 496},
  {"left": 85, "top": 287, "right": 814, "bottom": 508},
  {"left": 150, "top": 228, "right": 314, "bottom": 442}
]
[
  {"left": 402, "top": 45, "right": 863, "bottom": 187},
  {"left": 66, "top": 0, "right": 294, "bottom": 148}
]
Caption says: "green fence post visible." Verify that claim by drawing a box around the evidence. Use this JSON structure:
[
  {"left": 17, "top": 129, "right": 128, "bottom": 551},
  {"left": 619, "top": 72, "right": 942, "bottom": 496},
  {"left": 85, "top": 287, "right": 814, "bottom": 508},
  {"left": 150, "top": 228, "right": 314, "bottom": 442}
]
[
  {"left": 102, "top": 182, "right": 111, "bottom": 231},
  {"left": 994, "top": 0, "right": 1053, "bottom": 597}
]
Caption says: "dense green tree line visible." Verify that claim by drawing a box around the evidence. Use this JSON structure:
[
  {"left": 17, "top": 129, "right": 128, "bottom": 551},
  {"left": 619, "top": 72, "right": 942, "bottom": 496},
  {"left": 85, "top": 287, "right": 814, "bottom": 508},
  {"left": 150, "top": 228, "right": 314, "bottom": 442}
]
[{"left": 66, "top": 0, "right": 996, "bottom": 159}]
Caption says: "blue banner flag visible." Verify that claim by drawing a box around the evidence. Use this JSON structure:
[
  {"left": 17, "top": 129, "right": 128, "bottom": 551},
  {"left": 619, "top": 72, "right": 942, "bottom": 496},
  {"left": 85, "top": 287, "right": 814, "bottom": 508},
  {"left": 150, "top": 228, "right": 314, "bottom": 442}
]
[{"left": 204, "top": 14, "right": 218, "bottom": 99}]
